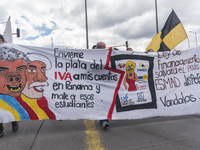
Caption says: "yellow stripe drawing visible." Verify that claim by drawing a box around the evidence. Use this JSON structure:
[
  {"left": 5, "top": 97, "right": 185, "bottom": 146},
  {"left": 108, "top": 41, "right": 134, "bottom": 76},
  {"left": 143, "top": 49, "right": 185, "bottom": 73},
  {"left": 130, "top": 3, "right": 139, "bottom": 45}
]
[
  {"left": 0, "top": 99, "right": 21, "bottom": 121},
  {"left": 21, "top": 94, "right": 49, "bottom": 120}
]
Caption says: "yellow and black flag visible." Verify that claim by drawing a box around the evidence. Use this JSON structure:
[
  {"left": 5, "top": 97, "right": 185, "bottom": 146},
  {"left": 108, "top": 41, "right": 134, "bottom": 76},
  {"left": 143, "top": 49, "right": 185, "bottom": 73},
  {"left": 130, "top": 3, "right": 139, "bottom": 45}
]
[{"left": 146, "top": 9, "right": 187, "bottom": 52}]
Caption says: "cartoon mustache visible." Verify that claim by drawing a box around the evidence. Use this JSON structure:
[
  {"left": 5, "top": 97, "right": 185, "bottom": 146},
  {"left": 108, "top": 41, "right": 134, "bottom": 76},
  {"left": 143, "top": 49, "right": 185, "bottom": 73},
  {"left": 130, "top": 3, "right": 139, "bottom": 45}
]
[{"left": 29, "top": 82, "right": 49, "bottom": 89}]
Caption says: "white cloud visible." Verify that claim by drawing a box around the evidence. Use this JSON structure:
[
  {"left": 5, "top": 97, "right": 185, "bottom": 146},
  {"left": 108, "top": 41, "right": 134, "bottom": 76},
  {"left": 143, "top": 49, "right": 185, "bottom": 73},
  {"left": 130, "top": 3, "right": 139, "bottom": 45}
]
[{"left": 1, "top": 0, "right": 200, "bottom": 52}]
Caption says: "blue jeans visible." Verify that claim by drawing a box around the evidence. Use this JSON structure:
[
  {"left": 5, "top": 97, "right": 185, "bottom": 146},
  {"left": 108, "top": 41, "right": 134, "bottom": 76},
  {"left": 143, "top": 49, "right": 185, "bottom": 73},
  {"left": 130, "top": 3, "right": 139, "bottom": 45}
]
[{"left": 99, "top": 119, "right": 109, "bottom": 126}]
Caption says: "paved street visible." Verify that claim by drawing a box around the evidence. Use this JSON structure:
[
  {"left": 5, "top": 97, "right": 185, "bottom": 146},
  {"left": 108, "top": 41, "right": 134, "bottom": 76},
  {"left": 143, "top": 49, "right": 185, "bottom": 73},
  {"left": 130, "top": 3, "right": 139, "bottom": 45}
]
[{"left": 1, "top": 115, "right": 200, "bottom": 150}]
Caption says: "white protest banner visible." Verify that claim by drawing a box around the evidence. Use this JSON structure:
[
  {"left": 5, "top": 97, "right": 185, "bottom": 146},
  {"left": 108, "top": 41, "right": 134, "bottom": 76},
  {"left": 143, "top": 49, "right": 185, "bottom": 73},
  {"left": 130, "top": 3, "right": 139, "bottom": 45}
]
[{"left": 0, "top": 43, "right": 200, "bottom": 123}]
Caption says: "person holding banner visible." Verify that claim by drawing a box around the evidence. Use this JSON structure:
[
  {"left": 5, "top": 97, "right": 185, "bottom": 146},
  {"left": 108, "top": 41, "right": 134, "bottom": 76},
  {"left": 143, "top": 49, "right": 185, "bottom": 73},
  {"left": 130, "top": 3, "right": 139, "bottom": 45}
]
[
  {"left": 96, "top": 42, "right": 106, "bottom": 49},
  {"left": 126, "top": 47, "right": 133, "bottom": 51},
  {"left": 96, "top": 41, "right": 110, "bottom": 129},
  {"left": 146, "top": 49, "right": 154, "bottom": 53},
  {"left": 92, "top": 45, "right": 97, "bottom": 49}
]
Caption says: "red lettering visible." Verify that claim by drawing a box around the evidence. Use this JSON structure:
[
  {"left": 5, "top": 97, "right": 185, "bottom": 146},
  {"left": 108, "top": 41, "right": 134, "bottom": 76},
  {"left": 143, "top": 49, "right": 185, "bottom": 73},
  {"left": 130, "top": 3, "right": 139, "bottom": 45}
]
[
  {"left": 55, "top": 72, "right": 57, "bottom": 79},
  {"left": 58, "top": 72, "right": 66, "bottom": 80},
  {"left": 64, "top": 72, "right": 72, "bottom": 81},
  {"left": 55, "top": 72, "right": 72, "bottom": 81}
]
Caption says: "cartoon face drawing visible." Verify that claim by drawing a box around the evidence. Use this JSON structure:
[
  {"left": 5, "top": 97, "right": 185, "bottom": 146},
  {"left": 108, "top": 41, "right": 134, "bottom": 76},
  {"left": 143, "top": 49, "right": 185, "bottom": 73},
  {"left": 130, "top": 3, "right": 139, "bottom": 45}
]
[
  {"left": 22, "top": 60, "right": 48, "bottom": 99},
  {"left": 125, "top": 61, "right": 136, "bottom": 73},
  {"left": 123, "top": 61, "right": 138, "bottom": 91},
  {"left": 0, "top": 59, "right": 28, "bottom": 97}
]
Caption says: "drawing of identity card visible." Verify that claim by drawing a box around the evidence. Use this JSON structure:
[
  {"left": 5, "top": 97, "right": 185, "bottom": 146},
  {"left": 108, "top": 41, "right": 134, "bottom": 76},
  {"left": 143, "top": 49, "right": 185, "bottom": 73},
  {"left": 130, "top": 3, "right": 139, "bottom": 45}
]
[{"left": 110, "top": 54, "right": 157, "bottom": 112}]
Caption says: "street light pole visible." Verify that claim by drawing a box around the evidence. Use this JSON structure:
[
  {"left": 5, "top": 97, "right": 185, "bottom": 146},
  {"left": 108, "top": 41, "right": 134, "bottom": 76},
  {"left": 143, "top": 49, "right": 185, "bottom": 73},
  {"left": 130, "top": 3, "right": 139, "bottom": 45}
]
[
  {"left": 85, "top": 0, "right": 89, "bottom": 49},
  {"left": 155, "top": 0, "right": 159, "bottom": 34},
  {"left": 190, "top": 31, "right": 197, "bottom": 46}
]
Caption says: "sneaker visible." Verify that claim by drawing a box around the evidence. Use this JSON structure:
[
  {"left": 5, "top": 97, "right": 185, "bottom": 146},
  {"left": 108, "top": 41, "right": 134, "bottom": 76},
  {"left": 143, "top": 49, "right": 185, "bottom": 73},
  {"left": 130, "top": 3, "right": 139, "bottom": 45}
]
[
  {"left": 12, "top": 122, "right": 19, "bottom": 132},
  {"left": 0, "top": 131, "right": 4, "bottom": 138},
  {"left": 102, "top": 122, "right": 109, "bottom": 129}
]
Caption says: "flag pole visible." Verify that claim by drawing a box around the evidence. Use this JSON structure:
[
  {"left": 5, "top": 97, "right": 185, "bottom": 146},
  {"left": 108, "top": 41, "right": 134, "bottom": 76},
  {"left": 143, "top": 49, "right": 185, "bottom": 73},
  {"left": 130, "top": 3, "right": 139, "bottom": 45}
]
[
  {"left": 85, "top": 0, "right": 89, "bottom": 49},
  {"left": 155, "top": 0, "right": 159, "bottom": 34}
]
